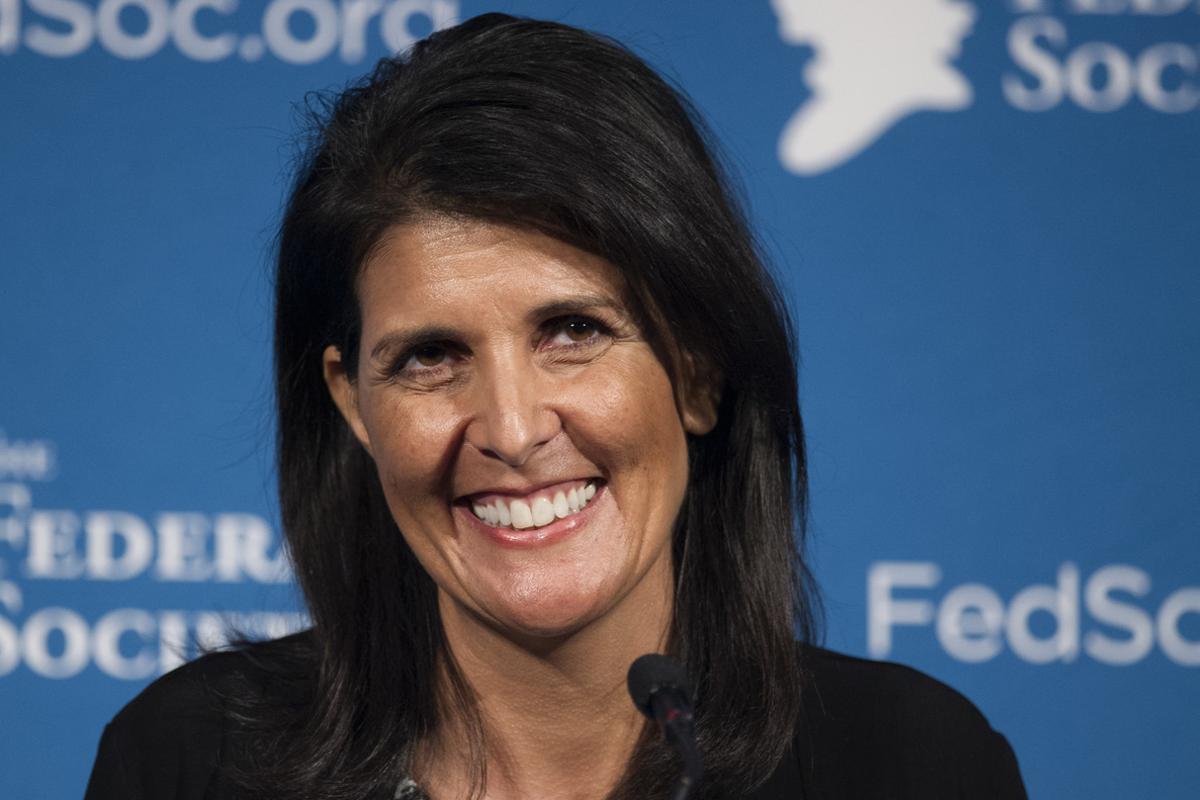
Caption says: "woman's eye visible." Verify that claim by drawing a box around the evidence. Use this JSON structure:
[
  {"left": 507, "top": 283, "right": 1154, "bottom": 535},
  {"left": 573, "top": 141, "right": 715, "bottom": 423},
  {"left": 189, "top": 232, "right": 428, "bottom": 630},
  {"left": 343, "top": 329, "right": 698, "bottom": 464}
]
[
  {"left": 410, "top": 344, "right": 447, "bottom": 367},
  {"left": 548, "top": 316, "right": 608, "bottom": 347},
  {"left": 391, "top": 343, "right": 454, "bottom": 378}
]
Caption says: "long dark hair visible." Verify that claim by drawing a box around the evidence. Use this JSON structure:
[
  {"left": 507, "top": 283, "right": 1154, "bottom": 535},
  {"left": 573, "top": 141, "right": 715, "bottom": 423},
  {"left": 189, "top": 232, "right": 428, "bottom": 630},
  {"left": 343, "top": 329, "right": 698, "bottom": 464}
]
[{"left": 245, "top": 12, "right": 818, "bottom": 800}]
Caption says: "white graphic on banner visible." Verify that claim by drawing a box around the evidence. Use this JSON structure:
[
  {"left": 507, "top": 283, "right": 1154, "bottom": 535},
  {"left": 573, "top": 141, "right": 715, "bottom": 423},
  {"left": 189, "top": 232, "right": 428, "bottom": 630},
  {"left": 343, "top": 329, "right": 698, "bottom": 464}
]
[
  {"left": 868, "top": 561, "right": 1200, "bottom": 667},
  {"left": 0, "top": 0, "right": 458, "bottom": 63},
  {"left": 770, "top": 0, "right": 977, "bottom": 175},
  {"left": 0, "top": 431, "right": 305, "bottom": 681},
  {"left": 771, "top": 0, "right": 1200, "bottom": 174}
]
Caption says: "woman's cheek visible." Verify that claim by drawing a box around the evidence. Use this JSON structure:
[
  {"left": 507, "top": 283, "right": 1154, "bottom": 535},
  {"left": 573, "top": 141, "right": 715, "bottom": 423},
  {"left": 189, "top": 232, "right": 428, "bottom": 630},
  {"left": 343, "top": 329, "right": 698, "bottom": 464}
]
[
  {"left": 570, "top": 355, "right": 681, "bottom": 458},
  {"left": 369, "top": 392, "right": 462, "bottom": 501}
]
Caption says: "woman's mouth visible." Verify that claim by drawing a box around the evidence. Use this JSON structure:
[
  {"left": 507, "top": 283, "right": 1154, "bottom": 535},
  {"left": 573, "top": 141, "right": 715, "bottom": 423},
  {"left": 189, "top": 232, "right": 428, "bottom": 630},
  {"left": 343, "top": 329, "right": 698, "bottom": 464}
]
[{"left": 467, "top": 479, "right": 600, "bottom": 531}]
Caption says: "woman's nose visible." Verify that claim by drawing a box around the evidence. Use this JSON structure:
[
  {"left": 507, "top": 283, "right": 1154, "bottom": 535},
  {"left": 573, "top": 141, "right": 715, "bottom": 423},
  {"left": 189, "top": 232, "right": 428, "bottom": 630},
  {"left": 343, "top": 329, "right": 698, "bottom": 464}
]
[{"left": 463, "top": 360, "right": 561, "bottom": 467}]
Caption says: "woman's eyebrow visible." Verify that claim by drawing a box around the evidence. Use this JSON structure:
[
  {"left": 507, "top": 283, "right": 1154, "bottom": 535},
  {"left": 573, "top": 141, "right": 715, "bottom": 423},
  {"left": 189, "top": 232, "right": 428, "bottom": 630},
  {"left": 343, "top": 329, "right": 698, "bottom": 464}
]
[{"left": 526, "top": 294, "right": 625, "bottom": 323}]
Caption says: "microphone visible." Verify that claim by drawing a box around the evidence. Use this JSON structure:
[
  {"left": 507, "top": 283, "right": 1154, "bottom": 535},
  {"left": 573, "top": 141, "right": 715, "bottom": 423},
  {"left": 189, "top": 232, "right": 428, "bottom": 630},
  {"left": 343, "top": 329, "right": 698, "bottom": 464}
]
[{"left": 627, "top": 654, "right": 704, "bottom": 800}]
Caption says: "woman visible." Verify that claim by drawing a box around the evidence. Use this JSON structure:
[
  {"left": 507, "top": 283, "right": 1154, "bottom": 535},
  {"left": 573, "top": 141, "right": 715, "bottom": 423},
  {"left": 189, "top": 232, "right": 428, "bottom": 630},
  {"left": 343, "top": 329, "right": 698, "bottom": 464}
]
[{"left": 85, "top": 13, "right": 1025, "bottom": 800}]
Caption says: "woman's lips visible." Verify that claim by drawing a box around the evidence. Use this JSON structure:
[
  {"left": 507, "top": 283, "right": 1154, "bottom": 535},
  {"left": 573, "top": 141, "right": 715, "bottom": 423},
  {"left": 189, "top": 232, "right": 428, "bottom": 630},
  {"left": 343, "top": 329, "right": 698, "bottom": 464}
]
[{"left": 456, "top": 482, "right": 605, "bottom": 548}]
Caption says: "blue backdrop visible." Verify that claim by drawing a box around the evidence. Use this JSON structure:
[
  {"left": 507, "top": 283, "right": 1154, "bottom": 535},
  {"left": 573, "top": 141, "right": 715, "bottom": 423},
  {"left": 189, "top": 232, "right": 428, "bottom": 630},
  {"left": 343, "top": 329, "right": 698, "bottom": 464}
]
[{"left": 2, "top": 1, "right": 1197, "bottom": 797}]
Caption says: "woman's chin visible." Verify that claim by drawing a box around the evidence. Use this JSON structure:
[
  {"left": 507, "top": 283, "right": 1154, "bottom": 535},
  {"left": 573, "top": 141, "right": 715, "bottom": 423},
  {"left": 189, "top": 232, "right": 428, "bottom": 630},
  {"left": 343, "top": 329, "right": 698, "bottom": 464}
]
[{"left": 475, "top": 579, "right": 620, "bottom": 642}]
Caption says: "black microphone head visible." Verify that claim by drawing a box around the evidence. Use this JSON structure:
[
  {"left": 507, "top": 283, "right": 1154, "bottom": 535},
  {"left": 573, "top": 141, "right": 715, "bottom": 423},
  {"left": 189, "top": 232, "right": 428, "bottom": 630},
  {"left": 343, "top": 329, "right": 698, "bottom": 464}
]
[{"left": 627, "top": 653, "right": 692, "bottom": 718}]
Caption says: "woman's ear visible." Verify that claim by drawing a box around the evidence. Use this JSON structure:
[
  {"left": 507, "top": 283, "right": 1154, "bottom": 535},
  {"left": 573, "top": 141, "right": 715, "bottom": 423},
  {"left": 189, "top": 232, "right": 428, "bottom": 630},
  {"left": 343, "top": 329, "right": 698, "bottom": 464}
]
[
  {"left": 679, "top": 351, "right": 721, "bottom": 436},
  {"left": 322, "top": 345, "right": 373, "bottom": 453}
]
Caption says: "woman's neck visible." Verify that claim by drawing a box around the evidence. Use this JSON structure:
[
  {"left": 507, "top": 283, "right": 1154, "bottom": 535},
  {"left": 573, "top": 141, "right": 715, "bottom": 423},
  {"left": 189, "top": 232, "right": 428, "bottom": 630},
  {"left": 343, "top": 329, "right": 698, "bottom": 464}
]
[{"left": 418, "top": 564, "right": 674, "bottom": 800}]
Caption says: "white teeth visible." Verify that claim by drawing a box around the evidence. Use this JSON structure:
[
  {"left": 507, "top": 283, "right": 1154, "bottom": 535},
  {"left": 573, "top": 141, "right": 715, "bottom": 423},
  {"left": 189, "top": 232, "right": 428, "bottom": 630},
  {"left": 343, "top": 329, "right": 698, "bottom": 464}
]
[
  {"left": 510, "top": 499, "right": 534, "bottom": 529},
  {"left": 531, "top": 496, "right": 555, "bottom": 526},
  {"left": 470, "top": 482, "right": 599, "bottom": 530}
]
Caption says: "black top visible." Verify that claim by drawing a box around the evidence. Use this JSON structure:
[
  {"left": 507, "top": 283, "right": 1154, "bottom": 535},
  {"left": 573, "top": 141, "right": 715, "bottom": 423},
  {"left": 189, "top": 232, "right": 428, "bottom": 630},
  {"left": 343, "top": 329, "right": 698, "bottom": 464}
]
[{"left": 84, "top": 639, "right": 1026, "bottom": 799}]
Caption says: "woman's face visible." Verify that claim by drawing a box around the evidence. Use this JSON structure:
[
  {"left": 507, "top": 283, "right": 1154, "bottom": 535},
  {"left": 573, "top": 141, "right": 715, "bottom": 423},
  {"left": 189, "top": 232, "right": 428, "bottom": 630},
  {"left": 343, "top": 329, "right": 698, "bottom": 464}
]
[{"left": 325, "top": 218, "right": 716, "bottom": 641}]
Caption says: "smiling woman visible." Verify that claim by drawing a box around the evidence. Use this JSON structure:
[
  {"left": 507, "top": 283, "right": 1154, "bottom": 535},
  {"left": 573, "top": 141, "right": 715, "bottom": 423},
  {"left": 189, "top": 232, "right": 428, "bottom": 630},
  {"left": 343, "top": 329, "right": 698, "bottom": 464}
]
[
  {"left": 323, "top": 219, "right": 708, "bottom": 644},
  {"left": 84, "top": 12, "right": 1024, "bottom": 800}
]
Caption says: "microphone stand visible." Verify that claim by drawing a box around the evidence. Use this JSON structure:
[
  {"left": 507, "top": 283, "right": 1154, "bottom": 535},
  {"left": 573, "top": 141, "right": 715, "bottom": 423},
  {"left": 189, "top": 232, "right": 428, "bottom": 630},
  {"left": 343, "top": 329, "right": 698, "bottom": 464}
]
[{"left": 657, "top": 705, "right": 700, "bottom": 800}]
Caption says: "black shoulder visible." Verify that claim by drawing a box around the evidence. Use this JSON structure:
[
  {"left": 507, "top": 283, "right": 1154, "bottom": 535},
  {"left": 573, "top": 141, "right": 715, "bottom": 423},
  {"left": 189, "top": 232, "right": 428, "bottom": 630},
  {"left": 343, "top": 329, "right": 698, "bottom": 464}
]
[
  {"left": 84, "top": 632, "right": 315, "bottom": 800},
  {"left": 800, "top": 647, "right": 996, "bottom": 740},
  {"left": 795, "top": 647, "right": 1027, "bottom": 799}
]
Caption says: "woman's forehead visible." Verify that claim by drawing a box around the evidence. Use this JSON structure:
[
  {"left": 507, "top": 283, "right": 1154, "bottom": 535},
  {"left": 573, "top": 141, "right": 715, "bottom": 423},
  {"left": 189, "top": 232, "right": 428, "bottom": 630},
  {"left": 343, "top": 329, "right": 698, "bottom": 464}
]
[{"left": 356, "top": 218, "right": 635, "bottom": 323}]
